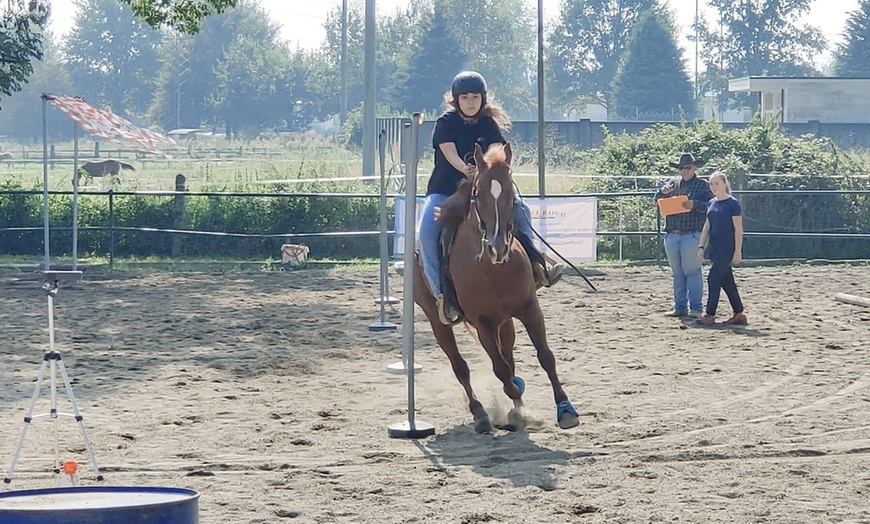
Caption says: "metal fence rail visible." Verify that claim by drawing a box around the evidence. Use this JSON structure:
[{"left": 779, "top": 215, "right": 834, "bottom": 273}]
[{"left": 1, "top": 188, "right": 868, "bottom": 269}]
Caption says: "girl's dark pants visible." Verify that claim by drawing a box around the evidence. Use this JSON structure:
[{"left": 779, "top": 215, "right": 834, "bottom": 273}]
[{"left": 706, "top": 257, "right": 744, "bottom": 316}]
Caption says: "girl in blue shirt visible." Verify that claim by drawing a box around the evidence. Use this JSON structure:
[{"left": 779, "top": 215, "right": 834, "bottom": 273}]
[
  {"left": 418, "top": 71, "right": 563, "bottom": 325},
  {"left": 697, "top": 172, "right": 747, "bottom": 326}
]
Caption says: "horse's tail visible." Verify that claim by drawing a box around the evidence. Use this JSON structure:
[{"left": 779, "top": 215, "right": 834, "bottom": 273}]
[{"left": 119, "top": 161, "right": 136, "bottom": 171}]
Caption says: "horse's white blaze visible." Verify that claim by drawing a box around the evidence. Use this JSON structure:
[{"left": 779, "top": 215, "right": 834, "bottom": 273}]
[
  {"left": 490, "top": 180, "right": 502, "bottom": 200},
  {"left": 490, "top": 180, "right": 502, "bottom": 236}
]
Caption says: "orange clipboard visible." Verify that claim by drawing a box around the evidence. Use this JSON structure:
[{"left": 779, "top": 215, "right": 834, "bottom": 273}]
[{"left": 657, "top": 195, "right": 690, "bottom": 216}]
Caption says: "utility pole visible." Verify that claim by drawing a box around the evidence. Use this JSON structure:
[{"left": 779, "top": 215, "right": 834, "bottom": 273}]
[
  {"left": 537, "top": 0, "right": 545, "bottom": 197},
  {"left": 340, "top": 0, "right": 348, "bottom": 124},
  {"left": 363, "top": 0, "right": 375, "bottom": 185},
  {"left": 695, "top": 0, "right": 699, "bottom": 101}
]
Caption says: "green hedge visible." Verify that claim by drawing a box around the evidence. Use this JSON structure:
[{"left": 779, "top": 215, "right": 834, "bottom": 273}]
[{"left": 0, "top": 182, "right": 385, "bottom": 261}]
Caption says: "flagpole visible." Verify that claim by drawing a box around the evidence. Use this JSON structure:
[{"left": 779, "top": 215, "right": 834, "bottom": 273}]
[{"left": 72, "top": 120, "right": 80, "bottom": 270}]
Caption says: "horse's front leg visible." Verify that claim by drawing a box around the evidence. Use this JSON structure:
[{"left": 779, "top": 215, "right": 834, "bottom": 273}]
[
  {"left": 477, "top": 320, "right": 523, "bottom": 402},
  {"left": 517, "top": 302, "right": 580, "bottom": 429},
  {"left": 498, "top": 320, "right": 523, "bottom": 410}
]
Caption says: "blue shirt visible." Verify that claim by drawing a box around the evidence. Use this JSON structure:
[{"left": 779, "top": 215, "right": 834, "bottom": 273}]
[
  {"left": 706, "top": 195, "right": 742, "bottom": 261},
  {"left": 427, "top": 110, "right": 505, "bottom": 196}
]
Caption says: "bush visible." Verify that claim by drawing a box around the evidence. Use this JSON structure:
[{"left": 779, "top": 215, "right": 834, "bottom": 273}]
[{"left": 580, "top": 118, "right": 870, "bottom": 260}]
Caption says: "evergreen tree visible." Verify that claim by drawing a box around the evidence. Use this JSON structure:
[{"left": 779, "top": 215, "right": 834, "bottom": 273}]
[
  {"left": 835, "top": 0, "right": 870, "bottom": 77},
  {"left": 611, "top": 9, "right": 694, "bottom": 120},
  {"left": 391, "top": 4, "right": 467, "bottom": 114},
  {"left": 548, "top": 0, "right": 657, "bottom": 111}
]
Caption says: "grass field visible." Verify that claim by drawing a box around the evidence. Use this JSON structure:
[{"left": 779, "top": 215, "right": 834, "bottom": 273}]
[{"left": 0, "top": 136, "right": 593, "bottom": 195}]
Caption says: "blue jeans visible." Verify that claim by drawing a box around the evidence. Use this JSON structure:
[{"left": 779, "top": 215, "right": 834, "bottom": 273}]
[
  {"left": 417, "top": 194, "right": 536, "bottom": 297},
  {"left": 663, "top": 232, "right": 703, "bottom": 313}
]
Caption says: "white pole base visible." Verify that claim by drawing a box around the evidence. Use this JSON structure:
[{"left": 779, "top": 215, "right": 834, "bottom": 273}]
[
  {"left": 386, "top": 361, "right": 422, "bottom": 374},
  {"left": 368, "top": 321, "right": 398, "bottom": 332},
  {"left": 388, "top": 420, "right": 435, "bottom": 439},
  {"left": 374, "top": 296, "right": 400, "bottom": 305}
]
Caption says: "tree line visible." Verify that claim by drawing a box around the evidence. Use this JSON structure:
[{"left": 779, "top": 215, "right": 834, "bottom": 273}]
[{"left": 1, "top": 0, "right": 870, "bottom": 142}]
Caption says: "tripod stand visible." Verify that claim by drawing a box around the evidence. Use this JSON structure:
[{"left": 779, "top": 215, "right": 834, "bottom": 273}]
[{"left": 4, "top": 271, "right": 103, "bottom": 485}]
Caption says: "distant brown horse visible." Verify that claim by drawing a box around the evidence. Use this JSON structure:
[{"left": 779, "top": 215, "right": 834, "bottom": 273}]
[
  {"left": 78, "top": 159, "right": 136, "bottom": 178},
  {"left": 413, "top": 143, "right": 579, "bottom": 433}
]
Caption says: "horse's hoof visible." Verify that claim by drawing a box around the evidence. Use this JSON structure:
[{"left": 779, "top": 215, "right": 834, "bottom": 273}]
[
  {"left": 474, "top": 415, "right": 493, "bottom": 434},
  {"left": 557, "top": 400, "right": 580, "bottom": 429}
]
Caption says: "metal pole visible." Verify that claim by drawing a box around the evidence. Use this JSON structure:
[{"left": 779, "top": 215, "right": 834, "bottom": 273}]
[
  {"left": 72, "top": 122, "right": 79, "bottom": 270},
  {"left": 109, "top": 190, "right": 115, "bottom": 272},
  {"left": 537, "top": 0, "right": 545, "bottom": 198},
  {"left": 695, "top": 0, "right": 699, "bottom": 101},
  {"left": 388, "top": 113, "right": 434, "bottom": 439},
  {"left": 370, "top": 129, "right": 398, "bottom": 332},
  {"left": 42, "top": 94, "right": 50, "bottom": 270},
  {"left": 385, "top": 122, "right": 420, "bottom": 373},
  {"left": 362, "top": 0, "right": 375, "bottom": 185},
  {"left": 340, "top": 0, "right": 348, "bottom": 125}
]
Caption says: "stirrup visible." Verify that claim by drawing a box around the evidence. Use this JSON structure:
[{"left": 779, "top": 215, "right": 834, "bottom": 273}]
[
  {"left": 435, "top": 294, "right": 460, "bottom": 326},
  {"left": 544, "top": 263, "right": 564, "bottom": 287}
]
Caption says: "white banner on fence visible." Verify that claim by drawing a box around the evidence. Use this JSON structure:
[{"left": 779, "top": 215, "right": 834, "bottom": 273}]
[{"left": 393, "top": 196, "right": 598, "bottom": 262}]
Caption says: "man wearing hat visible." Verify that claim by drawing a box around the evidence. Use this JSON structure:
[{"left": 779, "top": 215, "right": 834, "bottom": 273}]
[{"left": 655, "top": 153, "right": 714, "bottom": 318}]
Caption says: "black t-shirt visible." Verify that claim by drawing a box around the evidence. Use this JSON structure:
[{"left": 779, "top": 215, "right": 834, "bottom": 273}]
[{"left": 426, "top": 110, "right": 506, "bottom": 196}]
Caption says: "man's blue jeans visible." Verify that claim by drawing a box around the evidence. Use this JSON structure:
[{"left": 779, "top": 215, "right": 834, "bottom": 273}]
[{"left": 663, "top": 232, "right": 703, "bottom": 314}]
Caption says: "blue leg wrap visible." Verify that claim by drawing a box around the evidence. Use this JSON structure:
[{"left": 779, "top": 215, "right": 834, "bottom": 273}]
[
  {"left": 557, "top": 400, "right": 578, "bottom": 421},
  {"left": 512, "top": 376, "right": 525, "bottom": 396}
]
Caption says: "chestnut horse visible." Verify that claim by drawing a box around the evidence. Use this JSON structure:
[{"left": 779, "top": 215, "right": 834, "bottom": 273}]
[{"left": 414, "top": 143, "right": 579, "bottom": 433}]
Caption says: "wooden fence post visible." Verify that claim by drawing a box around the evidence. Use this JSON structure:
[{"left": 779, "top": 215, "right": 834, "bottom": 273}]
[{"left": 172, "top": 174, "right": 186, "bottom": 256}]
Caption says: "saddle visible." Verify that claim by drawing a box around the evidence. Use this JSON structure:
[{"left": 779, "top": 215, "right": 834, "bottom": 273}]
[{"left": 438, "top": 224, "right": 546, "bottom": 324}]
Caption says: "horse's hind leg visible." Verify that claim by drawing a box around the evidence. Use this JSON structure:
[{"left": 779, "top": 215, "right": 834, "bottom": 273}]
[
  {"left": 415, "top": 264, "right": 492, "bottom": 433},
  {"left": 517, "top": 303, "right": 580, "bottom": 429}
]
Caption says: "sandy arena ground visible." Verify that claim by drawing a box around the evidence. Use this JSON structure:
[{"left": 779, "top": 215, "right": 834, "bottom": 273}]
[{"left": 1, "top": 264, "right": 869, "bottom": 523}]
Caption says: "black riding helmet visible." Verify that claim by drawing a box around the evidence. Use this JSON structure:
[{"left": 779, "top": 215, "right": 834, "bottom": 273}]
[{"left": 451, "top": 71, "right": 488, "bottom": 116}]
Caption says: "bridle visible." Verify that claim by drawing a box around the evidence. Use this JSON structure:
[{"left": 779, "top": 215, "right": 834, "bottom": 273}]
[{"left": 469, "top": 169, "right": 515, "bottom": 263}]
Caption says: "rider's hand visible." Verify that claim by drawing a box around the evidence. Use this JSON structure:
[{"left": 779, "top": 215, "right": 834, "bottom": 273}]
[
  {"left": 434, "top": 206, "right": 443, "bottom": 222},
  {"left": 463, "top": 163, "right": 477, "bottom": 177}
]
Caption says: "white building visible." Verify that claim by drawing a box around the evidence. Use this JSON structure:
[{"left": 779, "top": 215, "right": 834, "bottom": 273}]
[{"left": 728, "top": 76, "right": 870, "bottom": 123}]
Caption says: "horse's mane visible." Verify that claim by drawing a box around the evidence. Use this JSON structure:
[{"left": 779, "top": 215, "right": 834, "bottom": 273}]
[{"left": 483, "top": 144, "right": 508, "bottom": 166}]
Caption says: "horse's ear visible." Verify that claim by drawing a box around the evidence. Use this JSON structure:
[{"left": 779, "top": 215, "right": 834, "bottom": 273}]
[
  {"left": 473, "top": 143, "right": 485, "bottom": 169},
  {"left": 504, "top": 142, "right": 512, "bottom": 164}
]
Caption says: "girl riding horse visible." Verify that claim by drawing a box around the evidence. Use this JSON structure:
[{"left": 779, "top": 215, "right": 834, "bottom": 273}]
[
  {"left": 414, "top": 142, "right": 580, "bottom": 432},
  {"left": 417, "top": 71, "right": 563, "bottom": 327}
]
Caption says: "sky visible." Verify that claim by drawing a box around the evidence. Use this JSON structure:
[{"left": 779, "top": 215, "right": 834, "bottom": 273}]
[{"left": 48, "top": 0, "right": 861, "bottom": 70}]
